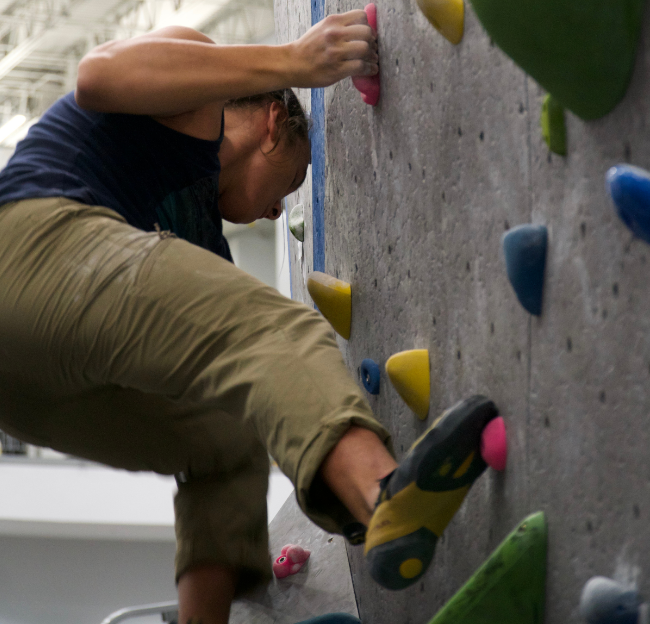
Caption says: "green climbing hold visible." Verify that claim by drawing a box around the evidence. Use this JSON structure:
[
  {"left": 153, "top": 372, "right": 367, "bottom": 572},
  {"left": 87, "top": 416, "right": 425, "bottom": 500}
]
[
  {"left": 289, "top": 204, "right": 305, "bottom": 242},
  {"left": 468, "top": 0, "right": 646, "bottom": 120},
  {"left": 428, "top": 512, "right": 547, "bottom": 624},
  {"left": 540, "top": 95, "right": 567, "bottom": 156}
]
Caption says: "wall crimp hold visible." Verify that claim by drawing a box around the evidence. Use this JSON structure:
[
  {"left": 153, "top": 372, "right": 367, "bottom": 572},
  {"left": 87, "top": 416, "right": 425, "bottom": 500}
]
[
  {"left": 385, "top": 349, "right": 430, "bottom": 419},
  {"left": 289, "top": 203, "right": 305, "bottom": 242},
  {"left": 502, "top": 224, "right": 548, "bottom": 316},
  {"left": 606, "top": 164, "right": 650, "bottom": 246},
  {"left": 307, "top": 272, "right": 352, "bottom": 339},
  {"left": 352, "top": 4, "right": 380, "bottom": 105},
  {"left": 416, "top": 0, "right": 464, "bottom": 44},
  {"left": 541, "top": 94, "right": 567, "bottom": 156},
  {"left": 428, "top": 512, "right": 547, "bottom": 624},
  {"left": 480, "top": 416, "right": 507, "bottom": 471},
  {"left": 579, "top": 577, "right": 641, "bottom": 624},
  {"left": 361, "top": 358, "right": 381, "bottom": 394}
]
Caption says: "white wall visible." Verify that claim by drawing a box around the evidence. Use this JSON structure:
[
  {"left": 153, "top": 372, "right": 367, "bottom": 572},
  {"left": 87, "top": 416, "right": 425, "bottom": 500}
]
[
  {"left": 275, "top": 213, "right": 292, "bottom": 299},
  {"left": 222, "top": 217, "right": 292, "bottom": 298},
  {"left": 0, "top": 461, "right": 175, "bottom": 540},
  {"left": 226, "top": 220, "right": 277, "bottom": 288},
  {"left": 0, "top": 146, "right": 14, "bottom": 169},
  {"left": 0, "top": 536, "right": 177, "bottom": 624},
  {"left": 0, "top": 461, "right": 294, "bottom": 624}
]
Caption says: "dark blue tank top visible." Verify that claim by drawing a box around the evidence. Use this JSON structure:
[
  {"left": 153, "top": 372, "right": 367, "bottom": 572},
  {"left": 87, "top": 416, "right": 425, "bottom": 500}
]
[{"left": 0, "top": 92, "right": 232, "bottom": 261}]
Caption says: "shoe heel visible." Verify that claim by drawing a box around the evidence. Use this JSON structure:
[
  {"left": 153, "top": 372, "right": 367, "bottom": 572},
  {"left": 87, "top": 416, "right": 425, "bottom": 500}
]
[{"left": 366, "top": 527, "right": 437, "bottom": 590}]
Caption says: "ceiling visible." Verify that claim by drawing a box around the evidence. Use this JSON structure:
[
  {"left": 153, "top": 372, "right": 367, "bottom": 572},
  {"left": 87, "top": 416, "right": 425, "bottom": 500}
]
[{"left": 0, "top": 0, "right": 276, "bottom": 147}]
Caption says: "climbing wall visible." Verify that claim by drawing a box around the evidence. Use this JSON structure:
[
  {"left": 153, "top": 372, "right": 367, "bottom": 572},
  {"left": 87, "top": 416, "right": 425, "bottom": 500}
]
[
  {"left": 230, "top": 495, "right": 358, "bottom": 623},
  {"left": 276, "top": 1, "right": 650, "bottom": 623}
]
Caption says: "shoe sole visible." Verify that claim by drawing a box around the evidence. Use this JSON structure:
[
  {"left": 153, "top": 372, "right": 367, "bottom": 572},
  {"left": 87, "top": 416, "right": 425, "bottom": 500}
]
[{"left": 365, "top": 395, "right": 498, "bottom": 590}]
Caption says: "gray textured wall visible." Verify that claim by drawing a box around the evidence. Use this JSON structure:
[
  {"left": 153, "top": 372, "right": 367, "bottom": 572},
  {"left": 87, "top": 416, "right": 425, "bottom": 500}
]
[
  {"left": 231, "top": 495, "right": 357, "bottom": 623},
  {"left": 276, "top": 1, "right": 650, "bottom": 623}
]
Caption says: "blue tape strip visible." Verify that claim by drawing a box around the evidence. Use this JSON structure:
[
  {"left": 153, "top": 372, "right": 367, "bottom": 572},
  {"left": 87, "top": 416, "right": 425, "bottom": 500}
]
[
  {"left": 311, "top": 0, "right": 325, "bottom": 274},
  {"left": 311, "top": 0, "right": 324, "bottom": 22},
  {"left": 310, "top": 89, "right": 325, "bottom": 273}
]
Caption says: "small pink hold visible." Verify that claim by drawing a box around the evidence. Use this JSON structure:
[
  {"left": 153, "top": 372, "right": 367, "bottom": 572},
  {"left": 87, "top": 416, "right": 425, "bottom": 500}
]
[
  {"left": 351, "top": 3, "right": 380, "bottom": 106},
  {"left": 480, "top": 416, "right": 508, "bottom": 471},
  {"left": 273, "top": 544, "right": 311, "bottom": 579}
]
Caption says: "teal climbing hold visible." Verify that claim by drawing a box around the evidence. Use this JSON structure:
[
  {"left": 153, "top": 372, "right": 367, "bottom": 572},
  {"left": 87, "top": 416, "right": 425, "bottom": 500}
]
[
  {"left": 502, "top": 224, "right": 548, "bottom": 316},
  {"left": 289, "top": 203, "right": 305, "bottom": 242},
  {"left": 606, "top": 164, "right": 650, "bottom": 246},
  {"left": 540, "top": 94, "right": 567, "bottom": 156},
  {"left": 468, "top": 0, "right": 646, "bottom": 120},
  {"left": 579, "top": 577, "right": 640, "bottom": 624}
]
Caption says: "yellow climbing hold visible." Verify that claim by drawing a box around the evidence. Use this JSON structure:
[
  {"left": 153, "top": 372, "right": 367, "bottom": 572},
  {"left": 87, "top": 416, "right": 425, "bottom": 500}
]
[
  {"left": 307, "top": 271, "right": 352, "bottom": 340},
  {"left": 416, "top": 0, "right": 464, "bottom": 45},
  {"left": 385, "top": 349, "right": 430, "bottom": 419}
]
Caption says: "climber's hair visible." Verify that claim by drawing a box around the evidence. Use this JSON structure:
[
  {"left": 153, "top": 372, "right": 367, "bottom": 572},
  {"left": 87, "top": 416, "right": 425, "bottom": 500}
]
[{"left": 225, "top": 89, "right": 311, "bottom": 153}]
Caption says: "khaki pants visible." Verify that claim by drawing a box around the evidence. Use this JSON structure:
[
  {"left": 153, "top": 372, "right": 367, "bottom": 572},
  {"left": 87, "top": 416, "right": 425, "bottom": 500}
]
[{"left": 0, "top": 197, "right": 391, "bottom": 592}]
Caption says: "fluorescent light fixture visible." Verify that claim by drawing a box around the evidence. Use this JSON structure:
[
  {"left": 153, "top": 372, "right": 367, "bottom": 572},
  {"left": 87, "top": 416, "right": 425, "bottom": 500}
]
[
  {"left": 3, "top": 116, "right": 39, "bottom": 147},
  {"left": 0, "top": 114, "right": 26, "bottom": 143}
]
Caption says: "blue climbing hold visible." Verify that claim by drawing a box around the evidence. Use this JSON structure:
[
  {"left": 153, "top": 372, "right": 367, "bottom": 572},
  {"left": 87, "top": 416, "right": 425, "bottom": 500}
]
[
  {"left": 360, "top": 358, "right": 381, "bottom": 395},
  {"left": 579, "top": 576, "right": 640, "bottom": 624},
  {"left": 606, "top": 164, "right": 650, "bottom": 245},
  {"left": 502, "top": 224, "right": 548, "bottom": 316}
]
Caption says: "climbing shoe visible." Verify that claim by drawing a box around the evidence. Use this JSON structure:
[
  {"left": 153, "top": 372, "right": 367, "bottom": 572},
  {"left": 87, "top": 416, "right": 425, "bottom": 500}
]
[{"left": 365, "top": 394, "right": 499, "bottom": 590}]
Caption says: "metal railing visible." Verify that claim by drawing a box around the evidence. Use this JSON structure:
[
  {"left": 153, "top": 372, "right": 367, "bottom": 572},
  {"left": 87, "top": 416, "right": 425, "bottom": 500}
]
[
  {"left": 0, "top": 431, "right": 83, "bottom": 461},
  {"left": 100, "top": 601, "right": 179, "bottom": 624},
  {"left": 0, "top": 430, "right": 27, "bottom": 455}
]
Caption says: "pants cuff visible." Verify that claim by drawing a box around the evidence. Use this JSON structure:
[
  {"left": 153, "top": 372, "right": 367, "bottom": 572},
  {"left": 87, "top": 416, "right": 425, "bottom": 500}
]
[
  {"left": 173, "top": 453, "right": 272, "bottom": 595},
  {"left": 294, "top": 414, "right": 393, "bottom": 536}
]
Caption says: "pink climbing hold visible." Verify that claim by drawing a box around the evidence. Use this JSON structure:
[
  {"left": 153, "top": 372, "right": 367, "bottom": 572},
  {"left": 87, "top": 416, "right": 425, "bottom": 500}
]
[
  {"left": 351, "top": 3, "right": 380, "bottom": 106},
  {"left": 273, "top": 544, "right": 311, "bottom": 579},
  {"left": 480, "top": 416, "right": 508, "bottom": 471}
]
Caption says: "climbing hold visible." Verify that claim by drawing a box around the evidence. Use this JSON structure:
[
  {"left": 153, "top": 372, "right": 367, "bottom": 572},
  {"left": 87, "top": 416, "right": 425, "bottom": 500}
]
[
  {"left": 289, "top": 203, "right": 305, "bottom": 242},
  {"left": 307, "top": 272, "right": 352, "bottom": 340},
  {"left": 351, "top": 4, "right": 380, "bottom": 106},
  {"left": 606, "top": 164, "right": 650, "bottom": 246},
  {"left": 468, "top": 0, "right": 645, "bottom": 120},
  {"left": 579, "top": 577, "right": 640, "bottom": 624},
  {"left": 385, "top": 349, "right": 430, "bottom": 419},
  {"left": 540, "top": 94, "right": 567, "bottom": 156},
  {"left": 428, "top": 512, "right": 547, "bottom": 624},
  {"left": 502, "top": 224, "right": 548, "bottom": 316},
  {"left": 273, "top": 544, "right": 311, "bottom": 579},
  {"left": 361, "top": 358, "right": 381, "bottom": 395},
  {"left": 416, "top": 0, "right": 464, "bottom": 45},
  {"left": 480, "top": 416, "right": 507, "bottom": 471}
]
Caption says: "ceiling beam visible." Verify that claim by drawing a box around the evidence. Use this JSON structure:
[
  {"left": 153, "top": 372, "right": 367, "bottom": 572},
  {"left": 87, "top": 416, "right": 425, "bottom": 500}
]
[{"left": 0, "top": 0, "right": 85, "bottom": 81}]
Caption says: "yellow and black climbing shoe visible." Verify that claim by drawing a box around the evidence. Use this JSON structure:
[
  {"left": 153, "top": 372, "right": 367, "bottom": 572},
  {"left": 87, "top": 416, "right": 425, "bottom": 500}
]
[{"left": 365, "top": 394, "right": 498, "bottom": 590}]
